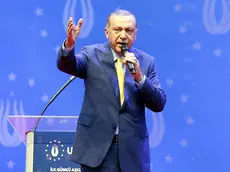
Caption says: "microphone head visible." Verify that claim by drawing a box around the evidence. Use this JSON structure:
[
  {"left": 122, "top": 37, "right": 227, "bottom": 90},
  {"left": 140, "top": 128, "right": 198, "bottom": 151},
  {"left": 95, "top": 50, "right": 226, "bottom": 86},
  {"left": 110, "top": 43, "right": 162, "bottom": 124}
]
[{"left": 120, "top": 43, "right": 129, "bottom": 55}]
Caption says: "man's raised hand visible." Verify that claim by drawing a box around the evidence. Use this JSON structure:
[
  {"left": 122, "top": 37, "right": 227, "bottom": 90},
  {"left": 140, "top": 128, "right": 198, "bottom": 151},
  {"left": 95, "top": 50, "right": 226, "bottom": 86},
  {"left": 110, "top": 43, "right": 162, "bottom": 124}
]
[{"left": 66, "top": 17, "right": 83, "bottom": 48}]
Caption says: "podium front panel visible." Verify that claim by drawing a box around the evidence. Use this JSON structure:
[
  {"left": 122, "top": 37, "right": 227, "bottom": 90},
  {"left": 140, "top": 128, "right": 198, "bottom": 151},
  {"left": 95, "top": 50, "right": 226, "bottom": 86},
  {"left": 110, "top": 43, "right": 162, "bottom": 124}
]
[{"left": 27, "top": 131, "right": 81, "bottom": 172}]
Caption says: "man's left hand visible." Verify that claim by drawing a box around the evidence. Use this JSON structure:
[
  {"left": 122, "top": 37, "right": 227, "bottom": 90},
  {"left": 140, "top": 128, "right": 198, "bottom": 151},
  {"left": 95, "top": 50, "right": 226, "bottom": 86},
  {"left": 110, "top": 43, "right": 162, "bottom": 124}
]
[{"left": 123, "top": 52, "right": 143, "bottom": 82}]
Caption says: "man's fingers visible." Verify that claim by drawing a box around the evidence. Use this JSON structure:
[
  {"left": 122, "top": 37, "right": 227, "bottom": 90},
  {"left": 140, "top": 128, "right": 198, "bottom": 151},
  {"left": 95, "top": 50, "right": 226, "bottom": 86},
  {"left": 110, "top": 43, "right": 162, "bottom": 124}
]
[
  {"left": 74, "top": 18, "right": 83, "bottom": 33},
  {"left": 68, "top": 17, "right": 74, "bottom": 27},
  {"left": 126, "top": 59, "right": 137, "bottom": 64},
  {"left": 124, "top": 52, "right": 135, "bottom": 57},
  {"left": 67, "top": 21, "right": 74, "bottom": 35},
  {"left": 123, "top": 58, "right": 139, "bottom": 67},
  {"left": 68, "top": 27, "right": 73, "bottom": 37},
  {"left": 68, "top": 17, "right": 83, "bottom": 28},
  {"left": 66, "top": 17, "right": 83, "bottom": 42},
  {"left": 67, "top": 21, "right": 72, "bottom": 28},
  {"left": 124, "top": 56, "right": 138, "bottom": 62},
  {"left": 77, "top": 18, "right": 84, "bottom": 28},
  {"left": 68, "top": 23, "right": 74, "bottom": 31}
]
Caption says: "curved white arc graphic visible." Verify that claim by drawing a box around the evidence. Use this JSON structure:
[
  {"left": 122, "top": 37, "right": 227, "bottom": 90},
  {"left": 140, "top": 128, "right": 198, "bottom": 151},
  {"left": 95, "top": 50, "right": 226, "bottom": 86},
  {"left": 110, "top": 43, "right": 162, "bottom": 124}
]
[
  {"left": 70, "top": 0, "right": 77, "bottom": 20},
  {"left": 63, "top": 0, "right": 77, "bottom": 35},
  {"left": 0, "top": 100, "right": 23, "bottom": 147},
  {"left": 63, "top": 0, "right": 72, "bottom": 29},
  {"left": 0, "top": 100, "right": 4, "bottom": 144},
  {"left": 203, "top": 0, "right": 230, "bottom": 34},
  {"left": 3, "top": 100, "right": 22, "bottom": 147},
  {"left": 63, "top": 0, "right": 94, "bottom": 39},
  {"left": 19, "top": 100, "right": 26, "bottom": 139},
  {"left": 80, "top": 0, "right": 94, "bottom": 38},
  {"left": 13, "top": 100, "right": 26, "bottom": 145},
  {"left": 149, "top": 112, "right": 165, "bottom": 148},
  {"left": 0, "top": 100, "right": 10, "bottom": 146}
]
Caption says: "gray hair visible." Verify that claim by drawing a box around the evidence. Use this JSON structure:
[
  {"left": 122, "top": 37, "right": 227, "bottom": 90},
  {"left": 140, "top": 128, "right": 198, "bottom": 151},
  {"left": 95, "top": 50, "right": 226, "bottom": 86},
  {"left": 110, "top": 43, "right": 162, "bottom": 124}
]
[{"left": 106, "top": 9, "right": 137, "bottom": 28}]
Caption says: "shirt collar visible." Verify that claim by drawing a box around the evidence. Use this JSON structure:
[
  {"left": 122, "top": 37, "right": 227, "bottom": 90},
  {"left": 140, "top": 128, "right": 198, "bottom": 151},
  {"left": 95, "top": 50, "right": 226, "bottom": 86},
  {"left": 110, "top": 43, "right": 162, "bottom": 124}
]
[{"left": 111, "top": 48, "right": 121, "bottom": 62}]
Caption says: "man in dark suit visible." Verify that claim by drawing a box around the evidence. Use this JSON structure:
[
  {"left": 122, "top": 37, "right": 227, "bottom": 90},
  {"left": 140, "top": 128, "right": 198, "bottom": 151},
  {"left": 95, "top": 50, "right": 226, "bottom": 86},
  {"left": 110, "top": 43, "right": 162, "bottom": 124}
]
[{"left": 57, "top": 9, "right": 166, "bottom": 172}]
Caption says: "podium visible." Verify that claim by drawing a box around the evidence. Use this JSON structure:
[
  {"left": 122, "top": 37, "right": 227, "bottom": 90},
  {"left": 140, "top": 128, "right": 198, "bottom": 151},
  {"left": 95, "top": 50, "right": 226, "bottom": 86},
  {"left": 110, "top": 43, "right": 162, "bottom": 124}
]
[{"left": 8, "top": 115, "right": 81, "bottom": 172}]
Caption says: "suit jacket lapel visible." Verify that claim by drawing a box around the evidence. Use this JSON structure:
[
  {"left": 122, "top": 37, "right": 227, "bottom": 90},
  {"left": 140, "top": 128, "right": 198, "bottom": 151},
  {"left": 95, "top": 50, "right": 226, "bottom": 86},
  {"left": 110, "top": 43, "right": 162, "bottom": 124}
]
[{"left": 95, "top": 42, "right": 120, "bottom": 105}]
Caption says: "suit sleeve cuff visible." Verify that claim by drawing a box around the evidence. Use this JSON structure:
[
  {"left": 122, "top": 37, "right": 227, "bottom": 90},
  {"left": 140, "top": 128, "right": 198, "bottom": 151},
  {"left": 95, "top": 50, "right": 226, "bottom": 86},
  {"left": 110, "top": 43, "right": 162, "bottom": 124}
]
[
  {"left": 61, "top": 39, "right": 75, "bottom": 56},
  {"left": 135, "top": 74, "right": 146, "bottom": 89}
]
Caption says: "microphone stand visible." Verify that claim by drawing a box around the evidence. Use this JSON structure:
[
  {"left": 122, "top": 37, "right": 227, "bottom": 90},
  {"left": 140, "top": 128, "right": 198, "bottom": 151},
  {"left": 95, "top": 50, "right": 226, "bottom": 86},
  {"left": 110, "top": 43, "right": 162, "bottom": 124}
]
[{"left": 32, "top": 76, "right": 76, "bottom": 131}]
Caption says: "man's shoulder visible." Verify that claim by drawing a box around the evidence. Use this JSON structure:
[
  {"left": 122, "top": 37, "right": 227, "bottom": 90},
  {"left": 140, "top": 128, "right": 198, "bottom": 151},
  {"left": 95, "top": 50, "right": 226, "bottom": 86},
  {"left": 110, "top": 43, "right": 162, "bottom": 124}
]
[
  {"left": 132, "top": 47, "right": 155, "bottom": 61},
  {"left": 82, "top": 42, "right": 108, "bottom": 51}
]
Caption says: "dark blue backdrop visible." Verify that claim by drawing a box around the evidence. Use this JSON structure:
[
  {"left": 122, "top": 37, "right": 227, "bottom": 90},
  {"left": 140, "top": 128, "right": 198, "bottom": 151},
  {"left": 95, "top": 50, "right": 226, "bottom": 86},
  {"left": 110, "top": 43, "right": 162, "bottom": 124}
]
[{"left": 1, "top": 0, "right": 230, "bottom": 171}]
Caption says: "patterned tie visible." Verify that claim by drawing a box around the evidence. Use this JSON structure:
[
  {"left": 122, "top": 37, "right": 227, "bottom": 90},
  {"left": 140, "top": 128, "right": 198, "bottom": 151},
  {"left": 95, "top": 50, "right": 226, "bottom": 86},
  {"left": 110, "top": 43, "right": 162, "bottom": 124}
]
[{"left": 116, "top": 57, "right": 125, "bottom": 105}]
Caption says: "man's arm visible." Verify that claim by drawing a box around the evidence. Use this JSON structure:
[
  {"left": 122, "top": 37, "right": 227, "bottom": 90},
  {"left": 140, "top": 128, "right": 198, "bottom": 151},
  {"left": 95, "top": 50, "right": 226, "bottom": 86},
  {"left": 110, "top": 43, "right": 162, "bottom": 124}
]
[
  {"left": 57, "top": 17, "right": 87, "bottom": 78},
  {"left": 57, "top": 40, "right": 87, "bottom": 79},
  {"left": 138, "top": 58, "right": 167, "bottom": 112}
]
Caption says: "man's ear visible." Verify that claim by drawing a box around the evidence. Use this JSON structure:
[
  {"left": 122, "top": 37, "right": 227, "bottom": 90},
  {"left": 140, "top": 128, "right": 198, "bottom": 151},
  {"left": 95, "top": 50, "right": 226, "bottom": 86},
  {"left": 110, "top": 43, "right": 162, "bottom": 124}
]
[
  {"left": 134, "top": 28, "right": 138, "bottom": 40},
  {"left": 104, "top": 28, "right": 109, "bottom": 39}
]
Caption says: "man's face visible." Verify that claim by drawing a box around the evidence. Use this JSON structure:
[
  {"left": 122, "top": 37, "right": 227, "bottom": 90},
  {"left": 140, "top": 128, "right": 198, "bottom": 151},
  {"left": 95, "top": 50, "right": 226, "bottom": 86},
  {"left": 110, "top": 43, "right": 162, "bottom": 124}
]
[{"left": 105, "top": 15, "right": 137, "bottom": 56}]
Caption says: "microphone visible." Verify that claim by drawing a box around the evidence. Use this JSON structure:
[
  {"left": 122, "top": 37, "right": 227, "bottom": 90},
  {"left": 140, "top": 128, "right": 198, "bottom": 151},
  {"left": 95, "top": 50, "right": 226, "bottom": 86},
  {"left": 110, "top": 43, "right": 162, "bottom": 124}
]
[
  {"left": 120, "top": 43, "right": 136, "bottom": 74},
  {"left": 32, "top": 75, "right": 76, "bottom": 131}
]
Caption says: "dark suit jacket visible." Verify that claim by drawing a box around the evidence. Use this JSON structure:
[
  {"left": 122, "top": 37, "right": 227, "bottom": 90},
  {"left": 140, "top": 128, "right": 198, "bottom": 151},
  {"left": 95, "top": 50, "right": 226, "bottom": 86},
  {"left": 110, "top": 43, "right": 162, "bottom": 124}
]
[{"left": 57, "top": 42, "right": 167, "bottom": 171}]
